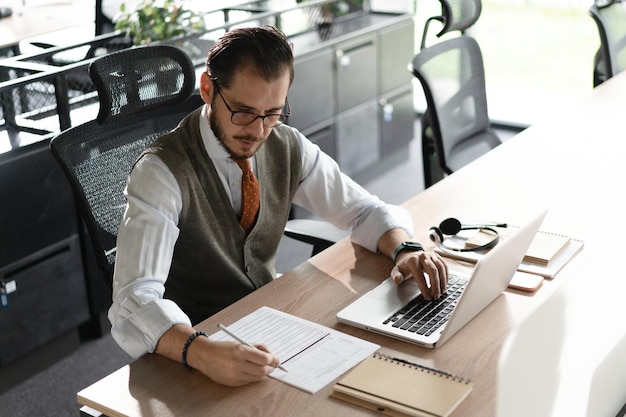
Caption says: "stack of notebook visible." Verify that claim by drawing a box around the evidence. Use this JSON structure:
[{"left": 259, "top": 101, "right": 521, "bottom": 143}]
[
  {"left": 435, "top": 225, "right": 583, "bottom": 279},
  {"left": 331, "top": 352, "right": 473, "bottom": 417}
]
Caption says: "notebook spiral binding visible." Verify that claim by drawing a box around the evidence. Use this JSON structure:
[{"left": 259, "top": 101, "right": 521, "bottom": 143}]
[{"left": 374, "top": 352, "right": 472, "bottom": 384}]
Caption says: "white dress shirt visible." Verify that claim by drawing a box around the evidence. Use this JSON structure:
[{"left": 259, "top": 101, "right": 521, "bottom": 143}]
[{"left": 108, "top": 105, "right": 414, "bottom": 358}]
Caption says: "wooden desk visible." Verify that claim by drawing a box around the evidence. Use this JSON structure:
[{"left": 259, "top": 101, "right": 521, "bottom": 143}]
[
  {"left": 0, "top": 0, "right": 94, "bottom": 51},
  {"left": 77, "top": 72, "right": 626, "bottom": 417}
]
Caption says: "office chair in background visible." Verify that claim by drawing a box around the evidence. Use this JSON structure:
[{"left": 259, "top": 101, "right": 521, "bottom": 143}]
[
  {"left": 409, "top": 0, "right": 501, "bottom": 188},
  {"left": 50, "top": 45, "right": 202, "bottom": 285},
  {"left": 589, "top": 0, "right": 626, "bottom": 87}
]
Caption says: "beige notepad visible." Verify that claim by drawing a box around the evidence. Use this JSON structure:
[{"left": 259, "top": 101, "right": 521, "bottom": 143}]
[
  {"left": 331, "top": 353, "right": 473, "bottom": 417},
  {"left": 465, "top": 226, "right": 570, "bottom": 265}
]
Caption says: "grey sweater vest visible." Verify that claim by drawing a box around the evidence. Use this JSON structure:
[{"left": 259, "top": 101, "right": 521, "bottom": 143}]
[{"left": 141, "top": 107, "right": 302, "bottom": 324}]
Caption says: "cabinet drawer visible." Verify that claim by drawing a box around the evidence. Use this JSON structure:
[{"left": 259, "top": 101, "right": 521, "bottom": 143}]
[
  {"left": 0, "top": 235, "right": 88, "bottom": 366},
  {"left": 0, "top": 140, "right": 78, "bottom": 266},
  {"left": 379, "top": 19, "right": 415, "bottom": 94},
  {"left": 380, "top": 88, "right": 415, "bottom": 157},
  {"left": 303, "top": 123, "right": 336, "bottom": 161},
  {"left": 289, "top": 49, "right": 334, "bottom": 130},
  {"left": 336, "top": 100, "right": 379, "bottom": 176},
  {"left": 335, "top": 36, "right": 378, "bottom": 113}
]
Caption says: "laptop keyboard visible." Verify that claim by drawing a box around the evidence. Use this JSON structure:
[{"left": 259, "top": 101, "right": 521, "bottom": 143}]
[{"left": 383, "top": 275, "right": 468, "bottom": 336}]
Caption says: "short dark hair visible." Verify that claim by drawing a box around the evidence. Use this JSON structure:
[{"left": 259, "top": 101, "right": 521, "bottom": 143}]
[{"left": 206, "top": 26, "right": 294, "bottom": 89}]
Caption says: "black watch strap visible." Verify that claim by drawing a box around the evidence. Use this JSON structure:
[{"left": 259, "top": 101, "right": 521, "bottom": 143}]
[{"left": 392, "top": 241, "right": 424, "bottom": 264}]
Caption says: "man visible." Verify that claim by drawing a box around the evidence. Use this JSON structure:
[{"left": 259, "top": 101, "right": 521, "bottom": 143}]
[{"left": 109, "top": 26, "right": 448, "bottom": 387}]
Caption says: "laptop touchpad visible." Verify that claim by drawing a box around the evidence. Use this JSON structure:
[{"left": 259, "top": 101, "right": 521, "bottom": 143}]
[{"left": 366, "top": 278, "right": 420, "bottom": 304}]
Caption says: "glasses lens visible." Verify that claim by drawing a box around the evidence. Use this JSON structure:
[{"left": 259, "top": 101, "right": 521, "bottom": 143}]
[
  {"left": 264, "top": 115, "right": 282, "bottom": 127},
  {"left": 231, "top": 112, "right": 288, "bottom": 127},
  {"left": 231, "top": 112, "right": 257, "bottom": 126}
]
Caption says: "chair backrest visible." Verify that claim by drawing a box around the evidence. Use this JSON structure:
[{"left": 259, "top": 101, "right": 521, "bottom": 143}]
[
  {"left": 589, "top": 0, "right": 626, "bottom": 85},
  {"left": 421, "top": 0, "right": 483, "bottom": 49},
  {"left": 410, "top": 35, "right": 499, "bottom": 176},
  {"left": 50, "top": 45, "right": 203, "bottom": 284},
  {"left": 90, "top": 44, "right": 197, "bottom": 124}
]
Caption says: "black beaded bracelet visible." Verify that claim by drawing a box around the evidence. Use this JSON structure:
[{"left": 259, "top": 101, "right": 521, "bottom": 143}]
[{"left": 181, "top": 330, "right": 208, "bottom": 369}]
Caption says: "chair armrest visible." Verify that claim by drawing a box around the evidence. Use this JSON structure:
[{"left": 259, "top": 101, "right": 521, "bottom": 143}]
[{"left": 284, "top": 219, "right": 349, "bottom": 256}]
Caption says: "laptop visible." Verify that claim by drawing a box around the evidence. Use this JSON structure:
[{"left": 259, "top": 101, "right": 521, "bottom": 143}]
[{"left": 337, "top": 209, "right": 547, "bottom": 348}]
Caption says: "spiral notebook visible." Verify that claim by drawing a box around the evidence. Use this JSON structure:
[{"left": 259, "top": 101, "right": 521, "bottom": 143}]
[
  {"left": 331, "top": 352, "right": 473, "bottom": 417},
  {"left": 464, "top": 226, "right": 571, "bottom": 265}
]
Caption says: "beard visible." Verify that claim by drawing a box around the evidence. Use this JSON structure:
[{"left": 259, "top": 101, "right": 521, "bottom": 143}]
[{"left": 209, "top": 109, "right": 265, "bottom": 160}]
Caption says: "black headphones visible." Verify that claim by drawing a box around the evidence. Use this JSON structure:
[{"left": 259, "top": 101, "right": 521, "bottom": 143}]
[{"left": 429, "top": 218, "right": 507, "bottom": 252}]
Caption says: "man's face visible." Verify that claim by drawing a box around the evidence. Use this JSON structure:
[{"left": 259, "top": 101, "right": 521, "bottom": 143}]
[{"left": 204, "top": 68, "right": 290, "bottom": 160}]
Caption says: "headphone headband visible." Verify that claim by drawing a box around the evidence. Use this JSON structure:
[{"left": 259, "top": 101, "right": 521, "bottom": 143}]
[{"left": 429, "top": 218, "right": 505, "bottom": 252}]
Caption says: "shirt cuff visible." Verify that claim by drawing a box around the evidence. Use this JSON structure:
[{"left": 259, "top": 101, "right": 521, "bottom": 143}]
[
  {"left": 350, "top": 204, "right": 415, "bottom": 253},
  {"left": 109, "top": 298, "right": 191, "bottom": 358}
]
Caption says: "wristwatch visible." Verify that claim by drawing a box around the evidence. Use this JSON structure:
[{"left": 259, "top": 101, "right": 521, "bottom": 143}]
[{"left": 392, "top": 241, "right": 424, "bottom": 264}]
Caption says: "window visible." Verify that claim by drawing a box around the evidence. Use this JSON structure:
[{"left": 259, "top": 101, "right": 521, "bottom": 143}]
[{"left": 413, "top": 0, "right": 599, "bottom": 127}]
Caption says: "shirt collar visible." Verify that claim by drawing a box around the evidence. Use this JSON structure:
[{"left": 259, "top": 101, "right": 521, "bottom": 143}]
[{"left": 200, "top": 104, "right": 230, "bottom": 160}]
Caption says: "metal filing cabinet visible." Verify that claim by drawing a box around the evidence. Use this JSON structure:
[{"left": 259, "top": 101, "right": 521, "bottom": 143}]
[
  {"left": 288, "top": 12, "right": 415, "bottom": 177},
  {"left": 0, "top": 140, "right": 90, "bottom": 391}
]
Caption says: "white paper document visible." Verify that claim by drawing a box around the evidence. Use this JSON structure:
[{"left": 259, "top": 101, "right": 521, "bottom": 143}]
[{"left": 210, "top": 306, "right": 379, "bottom": 394}]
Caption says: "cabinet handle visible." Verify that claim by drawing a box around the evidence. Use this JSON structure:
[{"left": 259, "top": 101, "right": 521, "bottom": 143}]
[
  {"left": 336, "top": 50, "right": 351, "bottom": 67},
  {"left": 382, "top": 101, "right": 394, "bottom": 122}
]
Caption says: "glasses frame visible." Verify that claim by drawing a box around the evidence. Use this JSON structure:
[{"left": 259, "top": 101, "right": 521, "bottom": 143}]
[{"left": 213, "top": 83, "right": 291, "bottom": 127}]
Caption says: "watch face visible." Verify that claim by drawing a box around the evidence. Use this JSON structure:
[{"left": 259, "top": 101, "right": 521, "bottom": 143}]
[
  {"left": 393, "top": 242, "right": 423, "bottom": 263},
  {"left": 403, "top": 242, "right": 423, "bottom": 250}
]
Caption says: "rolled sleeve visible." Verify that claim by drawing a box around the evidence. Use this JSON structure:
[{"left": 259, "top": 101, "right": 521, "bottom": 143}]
[
  {"left": 350, "top": 204, "right": 415, "bottom": 252},
  {"left": 108, "top": 154, "right": 191, "bottom": 358},
  {"left": 109, "top": 289, "right": 190, "bottom": 358}
]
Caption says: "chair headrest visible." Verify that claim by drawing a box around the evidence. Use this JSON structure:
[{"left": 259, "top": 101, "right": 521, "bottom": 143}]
[
  {"left": 438, "top": 0, "right": 482, "bottom": 36},
  {"left": 595, "top": 0, "right": 619, "bottom": 8},
  {"left": 420, "top": 0, "right": 483, "bottom": 50},
  {"left": 89, "top": 44, "right": 197, "bottom": 125}
]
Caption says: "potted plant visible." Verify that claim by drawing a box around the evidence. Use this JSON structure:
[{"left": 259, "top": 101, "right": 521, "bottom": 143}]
[
  {"left": 295, "top": 0, "right": 366, "bottom": 20},
  {"left": 113, "top": 0, "right": 206, "bottom": 46},
  {"left": 295, "top": 0, "right": 366, "bottom": 38}
]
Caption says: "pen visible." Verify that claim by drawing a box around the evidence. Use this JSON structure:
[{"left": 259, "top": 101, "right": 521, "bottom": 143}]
[{"left": 217, "top": 323, "right": 288, "bottom": 372}]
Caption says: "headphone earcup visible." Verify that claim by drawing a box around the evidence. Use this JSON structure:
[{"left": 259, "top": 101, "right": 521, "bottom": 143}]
[
  {"left": 429, "top": 227, "right": 443, "bottom": 244},
  {"left": 439, "top": 217, "right": 463, "bottom": 236}
]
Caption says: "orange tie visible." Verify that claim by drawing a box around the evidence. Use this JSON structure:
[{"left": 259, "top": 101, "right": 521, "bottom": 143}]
[{"left": 234, "top": 158, "right": 260, "bottom": 233}]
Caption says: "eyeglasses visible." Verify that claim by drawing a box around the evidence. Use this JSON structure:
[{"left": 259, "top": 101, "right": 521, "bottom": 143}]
[{"left": 214, "top": 84, "right": 290, "bottom": 127}]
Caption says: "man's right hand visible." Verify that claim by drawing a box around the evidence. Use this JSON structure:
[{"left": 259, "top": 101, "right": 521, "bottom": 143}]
[
  {"left": 189, "top": 338, "right": 281, "bottom": 386},
  {"left": 155, "top": 324, "right": 281, "bottom": 387}
]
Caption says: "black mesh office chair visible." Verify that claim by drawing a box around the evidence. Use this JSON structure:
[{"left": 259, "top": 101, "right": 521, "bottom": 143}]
[
  {"left": 589, "top": 0, "right": 626, "bottom": 87},
  {"left": 410, "top": 0, "right": 501, "bottom": 188},
  {"left": 50, "top": 45, "right": 203, "bottom": 285}
]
